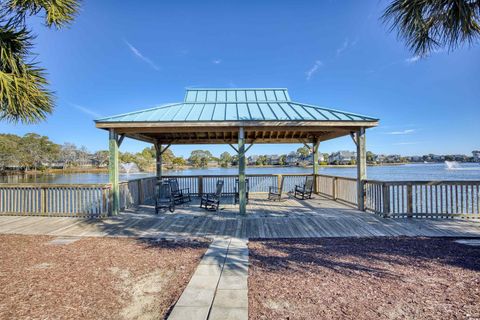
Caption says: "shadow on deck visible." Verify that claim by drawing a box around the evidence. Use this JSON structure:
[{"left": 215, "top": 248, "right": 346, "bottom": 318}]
[{"left": 0, "top": 194, "right": 479, "bottom": 239}]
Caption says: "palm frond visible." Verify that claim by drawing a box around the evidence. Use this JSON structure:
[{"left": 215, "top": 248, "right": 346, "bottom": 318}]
[
  {"left": 0, "top": 25, "right": 53, "bottom": 123},
  {"left": 4, "top": 0, "right": 79, "bottom": 28},
  {"left": 382, "top": 0, "right": 480, "bottom": 57}
]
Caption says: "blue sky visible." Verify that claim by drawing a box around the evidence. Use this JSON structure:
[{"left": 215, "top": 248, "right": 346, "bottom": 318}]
[{"left": 2, "top": 0, "right": 479, "bottom": 158}]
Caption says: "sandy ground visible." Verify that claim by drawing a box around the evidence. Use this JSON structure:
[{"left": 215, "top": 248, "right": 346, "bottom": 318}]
[
  {"left": 249, "top": 237, "right": 480, "bottom": 320},
  {"left": 0, "top": 235, "right": 209, "bottom": 320}
]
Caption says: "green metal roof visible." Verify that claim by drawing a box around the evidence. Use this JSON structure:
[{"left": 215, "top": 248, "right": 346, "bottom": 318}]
[{"left": 95, "top": 88, "right": 378, "bottom": 123}]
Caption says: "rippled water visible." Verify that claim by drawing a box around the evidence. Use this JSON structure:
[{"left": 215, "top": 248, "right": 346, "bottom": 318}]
[{"left": 1, "top": 163, "right": 480, "bottom": 184}]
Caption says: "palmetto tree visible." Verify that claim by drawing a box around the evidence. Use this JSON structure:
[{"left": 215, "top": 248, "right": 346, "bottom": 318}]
[
  {"left": 383, "top": 0, "right": 480, "bottom": 57},
  {"left": 0, "top": 0, "right": 79, "bottom": 123}
]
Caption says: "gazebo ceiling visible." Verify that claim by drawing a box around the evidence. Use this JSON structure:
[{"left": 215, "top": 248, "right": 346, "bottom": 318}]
[{"left": 95, "top": 88, "right": 378, "bottom": 144}]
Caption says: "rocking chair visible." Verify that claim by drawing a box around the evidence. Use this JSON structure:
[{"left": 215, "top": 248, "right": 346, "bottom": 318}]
[
  {"left": 155, "top": 181, "right": 175, "bottom": 214},
  {"left": 268, "top": 176, "right": 284, "bottom": 201},
  {"left": 234, "top": 178, "right": 249, "bottom": 204},
  {"left": 168, "top": 178, "right": 191, "bottom": 204},
  {"left": 200, "top": 180, "right": 224, "bottom": 211},
  {"left": 294, "top": 176, "right": 314, "bottom": 200}
]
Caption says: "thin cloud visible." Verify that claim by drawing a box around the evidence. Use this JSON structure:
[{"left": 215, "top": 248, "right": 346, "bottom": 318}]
[
  {"left": 124, "top": 40, "right": 160, "bottom": 71},
  {"left": 405, "top": 56, "right": 420, "bottom": 64},
  {"left": 405, "top": 49, "right": 444, "bottom": 64},
  {"left": 387, "top": 129, "right": 416, "bottom": 135},
  {"left": 212, "top": 59, "right": 222, "bottom": 64},
  {"left": 70, "top": 103, "right": 102, "bottom": 118},
  {"left": 336, "top": 37, "right": 358, "bottom": 56},
  {"left": 305, "top": 60, "right": 323, "bottom": 80}
]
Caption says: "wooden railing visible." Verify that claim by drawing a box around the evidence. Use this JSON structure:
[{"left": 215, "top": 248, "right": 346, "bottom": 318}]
[
  {"left": 0, "top": 184, "right": 111, "bottom": 217},
  {"left": 365, "top": 180, "right": 480, "bottom": 219},
  {"left": 316, "top": 174, "right": 358, "bottom": 206},
  {"left": 160, "top": 174, "right": 309, "bottom": 195},
  {"left": 1, "top": 174, "right": 478, "bottom": 219},
  {"left": 118, "top": 177, "right": 157, "bottom": 210}
]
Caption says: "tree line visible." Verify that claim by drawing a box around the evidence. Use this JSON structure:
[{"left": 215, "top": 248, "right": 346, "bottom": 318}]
[
  {"left": 0, "top": 133, "right": 186, "bottom": 172},
  {"left": 0, "top": 134, "right": 322, "bottom": 172}
]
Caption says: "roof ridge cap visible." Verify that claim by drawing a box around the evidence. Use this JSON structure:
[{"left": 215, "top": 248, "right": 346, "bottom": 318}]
[{"left": 185, "top": 87, "right": 288, "bottom": 91}]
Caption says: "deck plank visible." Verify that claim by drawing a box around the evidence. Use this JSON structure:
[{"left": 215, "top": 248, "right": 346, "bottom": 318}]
[{"left": 1, "top": 194, "right": 479, "bottom": 239}]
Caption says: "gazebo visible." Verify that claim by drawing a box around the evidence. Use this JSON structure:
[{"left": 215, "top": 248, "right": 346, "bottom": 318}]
[{"left": 95, "top": 88, "right": 378, "bottom": 215}]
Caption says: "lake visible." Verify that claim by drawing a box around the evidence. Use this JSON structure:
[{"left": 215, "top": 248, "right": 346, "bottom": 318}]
[{"left": 1, "top": 163, "right": 480, "bottom": 184}]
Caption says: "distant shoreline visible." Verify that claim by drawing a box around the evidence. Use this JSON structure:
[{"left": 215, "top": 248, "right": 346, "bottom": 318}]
[
  {"left": 4, "top": 162, "right": 479, "bottom": 176},
  {"left": 1, "top": 162, "right": 407, "bottom": 176}
]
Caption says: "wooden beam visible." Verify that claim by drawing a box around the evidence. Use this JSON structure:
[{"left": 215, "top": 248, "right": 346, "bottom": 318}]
[
  {"left": 109, "top": 129, "right": 120, "bottom": 215},
  {"left": 228, "top": 144, "right": 239, "bottom": 153},
  {"left": 238, "top": 127, "right": 247, "bottom": 215},
  {"left": 350, "top": 132, "right": 357, "bottom": 146},
  {"left": 313, "top": 138, "right": 320, "bottom": 193},
  {"left": 356, "top": 127, "right": 367, "bottom": 211},
  {"left": 154, "top": 143, "right": 163, "bottom": 182},
  {"left": 117, "top": 134, "right": 125, "bottom": 147},
  {"left": 96, "top": 120, "right": 379, "bottom": 130}
]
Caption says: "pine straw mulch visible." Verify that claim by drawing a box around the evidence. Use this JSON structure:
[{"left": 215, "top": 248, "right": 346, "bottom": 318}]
[
  {"left": 0, "top": 235, "right": 209, "bottom": 320},
  {"left": 249, "top": 237, "right": 480, "bottom": 320}
]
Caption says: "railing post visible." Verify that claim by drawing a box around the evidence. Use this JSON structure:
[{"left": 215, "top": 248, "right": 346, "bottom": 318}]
[
  {"left": 41, "top": 186, "right": 47, "bottom": 215},
  {"left": 102, "top": 187, "right": 107, "bottom": 215},
  {"left": 277, "top": 174, "right": 282, "bottom": 191},
  {"left": 407, "top": 184, "right": 413, "bottom": 217},
  {"left": 138, "top": 179, "right": 143, "bottom": 205},
  {"left": 332, "top": 177, "right": 337, "bottom": 200},
  {"left": 382, "top": 183, "right": 390, "bottom": 217},
  {"left": 198, "top": 176, "right": 203, "bottom": 197}
]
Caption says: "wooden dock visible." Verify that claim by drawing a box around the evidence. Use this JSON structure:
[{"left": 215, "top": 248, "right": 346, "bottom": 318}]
[{"left": 0, "top": 194, "right": 479, "bottom": 239}]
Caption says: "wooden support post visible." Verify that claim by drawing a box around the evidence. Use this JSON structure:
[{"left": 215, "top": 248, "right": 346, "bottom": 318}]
[
  {"left": 109, "top": 129, "right": 120, "bottom": 215},
  {"left": 332, "top": 177, "right": 337, "bottom": 200},
  {"left": 138, "top": 179, "right": 143, "bottom": 205},
  {"left": 238, "top": 127, "right": 247, "bottom": 215},
  {"left": 356, "top": 128, "right": 367, "bottom": 211},
  {"left": 154, "top": 143, "right": 163, "bottom": 183},
  {"left": 40, "top": 186, "right": 46, "bottom": 214},
  {"left": 198, "top": 176, "right": 203, "bottom": 197},
  {"left": 406, "top": 184, "right": 413, "bottom": 217},
  {"left": 382, "top": 183, "right": 391, "bottom": 216},
  {"left": 313, "top": 138, "right": 320, "bottom": 193}
]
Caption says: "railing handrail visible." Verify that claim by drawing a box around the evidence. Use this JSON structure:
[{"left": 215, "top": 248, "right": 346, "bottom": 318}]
[
  {"left": 0, "top": 183, "right": 111, "bottom": 188},
  {"left": 365, "top": 179, "right": 480, "bottom": 185},
  {"left": 316, "top": 173, "right": 357, "bottom": 181}
]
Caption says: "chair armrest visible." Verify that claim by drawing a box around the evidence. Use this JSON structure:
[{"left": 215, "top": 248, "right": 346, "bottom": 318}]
[
  {"left": 269, "top": 186, "right": 279, "bottom": 193},
  {"left": 179, "top": 187, "right": 190, "bottom": 194}
]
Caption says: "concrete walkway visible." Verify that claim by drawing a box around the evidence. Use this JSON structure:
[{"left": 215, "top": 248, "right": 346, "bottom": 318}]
[{"left": 168, "top": 237, "right": 248, "bottom": 320}]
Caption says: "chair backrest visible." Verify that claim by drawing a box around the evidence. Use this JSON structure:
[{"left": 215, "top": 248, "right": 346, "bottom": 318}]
[
  {"left": 215, "top": 180, "right": 224, "bottom": 196},
  {"left": 168, "top": 178, "right": 180, "bottom": 193},
  {"left": 278, "top": 175, "right": 285, "bottom": 193},
  {"left": 158, "top": 181, "right": 172, "bottom": 200},
  {"left": 235, "top": 178, "right": 250, "bottom": 192},
  {"left": 304, "top": 176, "right": 314, "bottom": 191}
]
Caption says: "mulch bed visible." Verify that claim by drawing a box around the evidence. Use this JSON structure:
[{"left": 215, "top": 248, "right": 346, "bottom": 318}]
[
  {"left": 0, "top": 235, "right": 209, "bottom": 320},
  {"left": 249, "top": 237, "right": 480, "bottom": 320}
]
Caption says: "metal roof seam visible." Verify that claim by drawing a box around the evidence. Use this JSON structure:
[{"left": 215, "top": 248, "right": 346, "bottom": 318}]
[
  {"left": 94, "top": 103, "right": 181, "bottom": 122},
  {"left": 95, "top": 89, "right": 378, "bottom": 123},
  {"left": 293, "top": 101, "right": 377, "bottom": 121},
  {"left": 266, "top": 102, "right": 279, "bottom": 120},
  {"left": 284, "top": 102, "right": 305, "bottom": 120}
]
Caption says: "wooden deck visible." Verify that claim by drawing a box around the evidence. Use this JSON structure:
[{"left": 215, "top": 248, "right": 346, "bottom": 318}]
[{"left": 0, "top": 194, "right": 479, "bottom": 239}]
